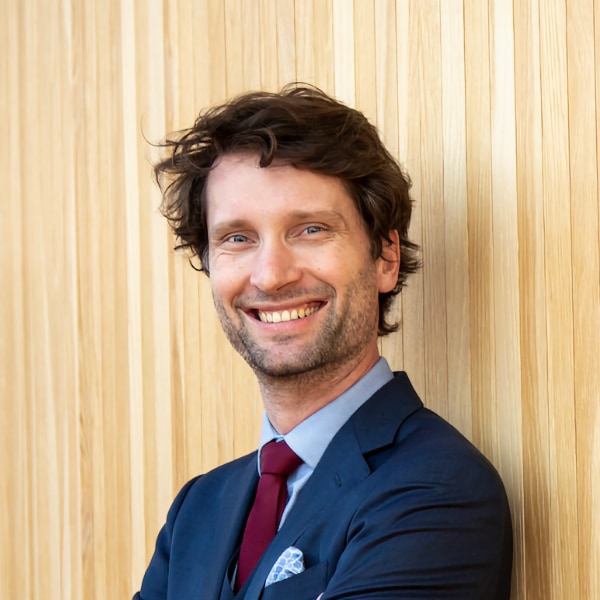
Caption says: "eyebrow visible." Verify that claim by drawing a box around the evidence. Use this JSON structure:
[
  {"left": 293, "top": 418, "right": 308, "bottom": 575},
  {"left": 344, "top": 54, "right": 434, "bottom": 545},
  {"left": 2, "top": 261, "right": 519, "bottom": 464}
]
[
  {"left": 209, "top": 210, "right": 349, "bottom": 238},
  {"left": 285, "top": 209, "right": 348, "bottom": 226},
  {"left": 288, "top": 209, "right": 346, "bottom": 220}
]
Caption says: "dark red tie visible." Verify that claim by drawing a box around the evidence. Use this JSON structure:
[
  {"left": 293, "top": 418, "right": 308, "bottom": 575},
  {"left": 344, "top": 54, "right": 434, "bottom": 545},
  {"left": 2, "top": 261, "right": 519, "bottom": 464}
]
[{"left": 235, "top": 440, "right": 302, "bottom": 591}]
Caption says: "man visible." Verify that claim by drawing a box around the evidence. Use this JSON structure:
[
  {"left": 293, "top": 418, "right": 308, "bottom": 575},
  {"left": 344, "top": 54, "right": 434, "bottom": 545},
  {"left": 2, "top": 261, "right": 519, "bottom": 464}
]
[{"left": 134, "top": 85, "right": 512, "bottom": 599}]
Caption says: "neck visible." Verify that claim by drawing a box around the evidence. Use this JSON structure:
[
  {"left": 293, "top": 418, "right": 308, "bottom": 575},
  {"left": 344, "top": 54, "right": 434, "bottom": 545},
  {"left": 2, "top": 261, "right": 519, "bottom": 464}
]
[{"left": 257, "top": 350, "right": 380, "bottom": 434}]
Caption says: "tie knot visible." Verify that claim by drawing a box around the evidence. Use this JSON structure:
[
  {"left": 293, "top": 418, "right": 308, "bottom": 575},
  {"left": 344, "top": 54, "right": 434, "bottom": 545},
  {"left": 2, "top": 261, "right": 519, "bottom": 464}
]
[{"left": 260, "top": 440, "right": 302, "bottom": 477}]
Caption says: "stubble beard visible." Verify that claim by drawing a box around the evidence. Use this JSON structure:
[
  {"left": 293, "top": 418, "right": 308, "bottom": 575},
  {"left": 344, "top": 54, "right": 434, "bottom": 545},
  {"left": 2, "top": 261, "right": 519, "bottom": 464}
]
[{"left": 213, "top": 269, "right": 381, "bottom": 385}]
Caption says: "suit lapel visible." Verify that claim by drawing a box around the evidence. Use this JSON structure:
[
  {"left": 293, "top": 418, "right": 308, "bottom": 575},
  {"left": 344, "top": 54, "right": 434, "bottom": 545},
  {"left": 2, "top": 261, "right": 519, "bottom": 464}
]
[
  {"left": 240, "top": 373, "right": 423, "bottom": 600},
  {"left": 242, "top": 423, "right": 369, "bottom": 600},
  {"left": 283, "top": 372, "right": 423, "bottom": 536},
  {"left": 350, "top": 372, "right": 422, "bottom": 454},
  {"left": 202, "top": 455, "right": 259, "bottom": 600}
]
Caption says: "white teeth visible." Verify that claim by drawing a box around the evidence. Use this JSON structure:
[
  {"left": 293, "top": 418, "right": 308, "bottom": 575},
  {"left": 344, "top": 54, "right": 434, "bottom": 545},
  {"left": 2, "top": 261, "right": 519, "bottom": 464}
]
[{"left": 258, "top": 306, "right": 318, "bottom": 323}]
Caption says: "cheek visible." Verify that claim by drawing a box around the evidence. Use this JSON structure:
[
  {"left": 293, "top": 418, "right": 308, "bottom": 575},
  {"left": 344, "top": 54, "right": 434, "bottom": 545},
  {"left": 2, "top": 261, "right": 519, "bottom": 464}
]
[
  {"left": 210, "top": 262, "right": 250, "bottom": 302},
  {"left": 210, "top": 272, "right": 234, "bottom": 301},
  {"left": 309, "top": 245, "right": 351, "bottom": 272}
]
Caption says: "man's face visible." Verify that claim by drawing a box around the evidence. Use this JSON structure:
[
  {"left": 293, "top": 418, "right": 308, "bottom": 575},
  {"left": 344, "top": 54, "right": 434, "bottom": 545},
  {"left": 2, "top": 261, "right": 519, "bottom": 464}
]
[{"left": 205, "top": 153, "right": 399, "bottom": 380}]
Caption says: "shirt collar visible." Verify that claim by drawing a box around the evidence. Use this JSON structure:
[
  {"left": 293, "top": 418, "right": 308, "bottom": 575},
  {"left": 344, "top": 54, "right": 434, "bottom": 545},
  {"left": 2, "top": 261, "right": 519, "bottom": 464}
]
[{"left": 258, "top": 357, "right": 394, "bottom": 472}]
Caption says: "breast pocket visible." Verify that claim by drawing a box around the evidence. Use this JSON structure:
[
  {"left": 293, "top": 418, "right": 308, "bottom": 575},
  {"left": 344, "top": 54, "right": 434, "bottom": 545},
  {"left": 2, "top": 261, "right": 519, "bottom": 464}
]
[{"left": 260, "top": 561, "right": 328, "bottom": 600}]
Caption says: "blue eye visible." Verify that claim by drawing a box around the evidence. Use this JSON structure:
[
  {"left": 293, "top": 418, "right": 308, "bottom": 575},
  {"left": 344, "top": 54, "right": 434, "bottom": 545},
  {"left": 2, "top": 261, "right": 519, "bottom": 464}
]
[
  {"left": 305, "top": 225, "right": 323, "bottom": 234},
  {"left": 228, "top": 234, "right": 248, "bottom": 243}
]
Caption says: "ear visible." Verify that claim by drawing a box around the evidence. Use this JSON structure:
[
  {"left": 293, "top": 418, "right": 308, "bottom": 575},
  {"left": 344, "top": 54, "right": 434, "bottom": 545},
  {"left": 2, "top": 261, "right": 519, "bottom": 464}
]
[{"left": 377, "top": 230, "right": 400, "bottom": 293}]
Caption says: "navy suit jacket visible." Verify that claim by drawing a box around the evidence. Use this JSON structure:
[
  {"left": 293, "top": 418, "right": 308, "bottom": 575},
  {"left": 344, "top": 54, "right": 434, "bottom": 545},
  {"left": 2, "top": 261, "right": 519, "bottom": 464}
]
[{"left": 134, "top": 373, "right": 513, "bottom": 599}]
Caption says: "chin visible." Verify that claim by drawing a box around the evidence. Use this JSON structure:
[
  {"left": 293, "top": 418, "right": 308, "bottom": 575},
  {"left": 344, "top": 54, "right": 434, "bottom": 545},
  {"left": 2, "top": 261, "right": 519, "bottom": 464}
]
[
  {"left": 248, "top": 358, "right": 317, "bottom": 379},
  {"left": 239, "top": 348, "right": 320, "bottom": 379}
]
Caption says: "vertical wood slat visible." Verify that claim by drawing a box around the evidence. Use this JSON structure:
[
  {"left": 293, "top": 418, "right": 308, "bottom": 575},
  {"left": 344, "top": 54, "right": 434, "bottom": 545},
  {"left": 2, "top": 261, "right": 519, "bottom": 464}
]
[
  {"left": 353, "top": 0, "right": 377, "bottom": 121},
  {"left": 513, "top": 1, "right": 550, "bottom": 598},
  {"left": 439, "top": 0, "right": 471, "bottom": 439},
  {"left": 539, "top": 0, "right": 579, "bottom": 597},
  {"left": 121, "top": 0, "right": 146, "bottom": 580},
  {"left": 400, "top": 0, "right": 426, "bottom": 398},
  {"left": 1, "top": 0, "right": 27, "bottom": 598},
  {"left": 414, "top": 1, "right": 448, "bottom": 420},
  {"left": 565, "top": 0, "right": 600, "bottom": 597},
  {"left": 376, "top": 0, "right": 402, "bottom": 370},
  {"left": 332, "top": 0, "right": 355, "bottom": 102},
  {"left": 1, "top": 1, "right": 599, "bottom": 598},
  {"left": 464, "top": 0, "right": 497, "bottom": 462},
  {"left": 489, "top": 4, "right": 524, "bottom": 599},
  {"left": 592, "top": 1, "right": 600, "bottom": 596}
]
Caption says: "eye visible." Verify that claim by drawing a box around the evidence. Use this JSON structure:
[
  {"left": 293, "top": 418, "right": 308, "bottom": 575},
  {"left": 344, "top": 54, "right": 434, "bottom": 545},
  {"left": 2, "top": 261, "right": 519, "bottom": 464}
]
[
  {"left": 226, "top": 233, "right": 250, "bottom": 243},
  {"left": 304, "top": 225, "right": 324, "bottom": 235}
]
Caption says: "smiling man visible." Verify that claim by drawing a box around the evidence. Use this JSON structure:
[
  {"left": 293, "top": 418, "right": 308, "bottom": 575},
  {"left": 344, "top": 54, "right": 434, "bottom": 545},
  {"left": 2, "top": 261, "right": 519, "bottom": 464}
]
[
  {"left": 134, "top": 86, "right": 512, "bottom": 600},
  {"left": 206, "top": 156, "right": 399, "bottom": 434}
]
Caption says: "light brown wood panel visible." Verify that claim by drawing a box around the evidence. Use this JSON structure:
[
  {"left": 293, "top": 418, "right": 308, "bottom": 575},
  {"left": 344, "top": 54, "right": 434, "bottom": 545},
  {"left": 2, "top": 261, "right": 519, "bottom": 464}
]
[
  {"left": 2, "top": 1, "right": 599, "bottom": 598},
  {"left": 566, "top": 2, "right": 600, "bottom": 598}
]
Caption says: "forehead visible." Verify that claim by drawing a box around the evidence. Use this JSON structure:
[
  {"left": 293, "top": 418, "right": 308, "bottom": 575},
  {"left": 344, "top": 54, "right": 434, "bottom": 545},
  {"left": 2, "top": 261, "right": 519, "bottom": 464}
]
[{"left": 205, "top": 153, "right": 358, "bottom": 221}]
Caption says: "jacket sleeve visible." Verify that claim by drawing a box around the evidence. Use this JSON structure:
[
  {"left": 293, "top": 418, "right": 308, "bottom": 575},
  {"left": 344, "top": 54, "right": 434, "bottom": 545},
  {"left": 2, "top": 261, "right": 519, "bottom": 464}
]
[{"left": 319, "top": 451, "right": 513, "bottom": 600}]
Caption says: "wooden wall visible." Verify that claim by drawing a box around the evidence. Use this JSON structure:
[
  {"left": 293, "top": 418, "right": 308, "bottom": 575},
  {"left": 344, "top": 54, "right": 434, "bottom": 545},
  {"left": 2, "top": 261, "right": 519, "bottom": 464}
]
[{"left": 1, "top": 1, "right": 599, "bottom": 598}]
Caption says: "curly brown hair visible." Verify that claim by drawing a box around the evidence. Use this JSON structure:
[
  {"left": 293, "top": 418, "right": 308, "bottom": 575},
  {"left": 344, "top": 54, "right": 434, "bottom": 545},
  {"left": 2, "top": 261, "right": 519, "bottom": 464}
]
[{"left": 154, "top": 84, "right": 420, "bottom": 335}]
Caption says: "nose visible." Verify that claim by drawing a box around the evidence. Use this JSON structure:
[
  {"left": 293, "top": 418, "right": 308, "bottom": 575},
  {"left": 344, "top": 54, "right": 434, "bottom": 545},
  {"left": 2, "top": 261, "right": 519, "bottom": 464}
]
[{"left": 249, "top": 240, "right": 302, "bottom": 293}]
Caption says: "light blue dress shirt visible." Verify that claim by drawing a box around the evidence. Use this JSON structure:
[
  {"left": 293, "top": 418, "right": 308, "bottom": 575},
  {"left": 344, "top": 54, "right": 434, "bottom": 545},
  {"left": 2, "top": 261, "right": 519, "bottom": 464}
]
[{"left": 258, "top": 357, "right": 394, "bottom": 527}]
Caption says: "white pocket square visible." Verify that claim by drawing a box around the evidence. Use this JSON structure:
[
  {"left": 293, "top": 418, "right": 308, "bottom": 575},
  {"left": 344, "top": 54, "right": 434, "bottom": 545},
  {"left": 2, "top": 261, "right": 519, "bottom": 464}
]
[{"left": 265, "top": 546, "right": 305, "bottom": 586}]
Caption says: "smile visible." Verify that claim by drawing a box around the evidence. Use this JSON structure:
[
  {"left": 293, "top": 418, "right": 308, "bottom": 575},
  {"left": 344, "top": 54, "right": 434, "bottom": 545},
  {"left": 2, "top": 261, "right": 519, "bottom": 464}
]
[{"left": 256, "top": 304, "right": 321, "bottom": 323}]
